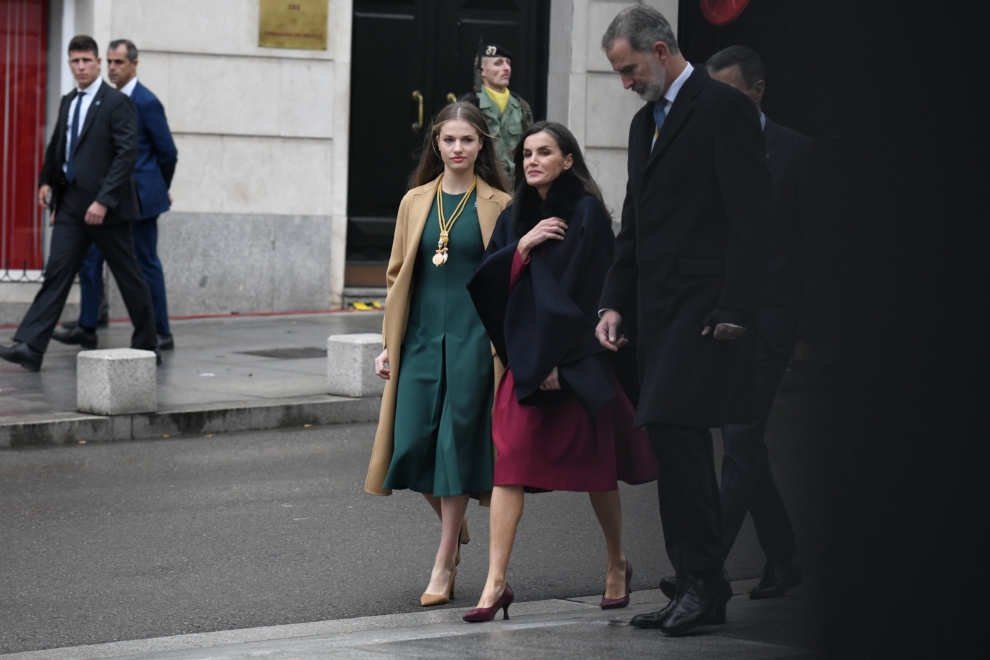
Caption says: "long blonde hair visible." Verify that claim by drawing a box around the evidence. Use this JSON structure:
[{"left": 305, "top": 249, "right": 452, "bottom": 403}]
[{"left": 409, "top": 102, "right": 511, "bottom": 193}]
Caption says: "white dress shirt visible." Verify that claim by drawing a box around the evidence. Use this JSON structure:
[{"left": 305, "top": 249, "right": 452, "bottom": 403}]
[
  {"left": 119, "top": 77, "right": 138, "bottom": 98},
  {"left": 63, "top": 76, "right": 104, "bottom": 173}
]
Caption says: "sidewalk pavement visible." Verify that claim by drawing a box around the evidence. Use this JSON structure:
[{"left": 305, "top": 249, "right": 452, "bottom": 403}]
[
  {"left": 0, "top": 580, "right": 821, "bottom": 659},
  {"left": 0, "top": 311, "right": 387, "bottom": 448}
]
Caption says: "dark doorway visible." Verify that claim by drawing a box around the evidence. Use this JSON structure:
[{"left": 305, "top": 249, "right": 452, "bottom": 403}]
[{"left": 346, "top": 0, "right": 550, "bottom": 286}]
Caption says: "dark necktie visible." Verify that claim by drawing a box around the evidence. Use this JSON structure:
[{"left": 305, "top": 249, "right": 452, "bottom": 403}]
[
  {"left": 66, "top": 91, "right": 84, "bottom": 184},
  {"left": 653, "top": 98, "right": 668, "bottom": 148}
]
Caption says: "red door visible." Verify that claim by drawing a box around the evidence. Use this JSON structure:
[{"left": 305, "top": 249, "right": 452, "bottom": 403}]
[{"left": 0, "top": 0, "right": 47, "bottom": 273}]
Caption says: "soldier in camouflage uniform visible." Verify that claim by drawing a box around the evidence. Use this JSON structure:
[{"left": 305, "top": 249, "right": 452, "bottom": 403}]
[{"left": 458, "top": 44, "right": 533, "bottom": 179}]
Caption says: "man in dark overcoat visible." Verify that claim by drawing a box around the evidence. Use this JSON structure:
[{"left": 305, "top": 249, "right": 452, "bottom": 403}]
[
  {"left": 595, "top": 6, "right": 771, "bottom": 636},
  {"left": 0, "top": 35, "right": 156, "bottom": 372},
  {"left": 704, "top": 45, "right": 829, "bottom": 599}
]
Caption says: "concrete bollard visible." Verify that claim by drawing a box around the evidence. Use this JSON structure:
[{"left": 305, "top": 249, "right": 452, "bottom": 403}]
[
  {"left": 77, "top": 349, "right": 158, "bottom": 415},
  {"left": 327, "top": 334, "right": 386, "bottom": 398}
]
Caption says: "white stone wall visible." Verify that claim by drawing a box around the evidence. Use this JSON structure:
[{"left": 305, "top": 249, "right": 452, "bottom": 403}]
[
  {"left": 548, "top": 0, "right": 678, "bottom": 227},
  {"left": 82, "top": 0, "right": 352, "bottom": 314}
]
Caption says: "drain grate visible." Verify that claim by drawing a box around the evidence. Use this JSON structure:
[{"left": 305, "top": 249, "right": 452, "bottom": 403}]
[{"left": 237, "top": 347, "right": 328, "bottom": 360}]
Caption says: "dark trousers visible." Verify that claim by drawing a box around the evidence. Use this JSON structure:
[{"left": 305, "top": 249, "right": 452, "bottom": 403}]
[
  {"left": 78, "top": 215, "right": 170, "bottom": 336},
  {"left": 719, "top": 334, "right": 798, "bottom": 563},
  {"left": 14, "top": 210, "right": 157, "bottom": 353},
  {"left": 648, "top": 423, "right": 724, "bottom": 583}
]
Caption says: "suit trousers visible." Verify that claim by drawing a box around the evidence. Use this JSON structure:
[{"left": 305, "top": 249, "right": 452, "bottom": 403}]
[
  {"left": 647, "top": 423, "right": 724, "bottom": 583},
  {"left": 78, "top": 216, "right": 170, "bottom": 336},
  {"left": 719, "top": 334, "right": 797, "bottom": 563},
  {"left": 14, "top": 208, "right": 157, "bottom": 353}
]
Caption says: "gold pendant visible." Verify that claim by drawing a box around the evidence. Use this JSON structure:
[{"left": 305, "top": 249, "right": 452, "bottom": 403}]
[{"left": 432, "top": 251, "right": 445, "bottom": 267}]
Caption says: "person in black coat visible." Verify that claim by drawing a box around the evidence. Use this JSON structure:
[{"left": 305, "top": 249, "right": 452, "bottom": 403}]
[
  {"left": 464, "top": 122, "right": 655, "bottom": 623},
  {"left": 0, "top": 36, "right": 157, "bottom": 372},
  {"left": 596, "top": 7, "right": 771, "bottom": 636},
  {"left": 703, "top": 45, "right": 829, "bottom": 599}
]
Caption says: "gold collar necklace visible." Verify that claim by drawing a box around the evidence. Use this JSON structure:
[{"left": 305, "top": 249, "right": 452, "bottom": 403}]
[{"left": 432, "top": 174, "right": 477, "bottom": 267}]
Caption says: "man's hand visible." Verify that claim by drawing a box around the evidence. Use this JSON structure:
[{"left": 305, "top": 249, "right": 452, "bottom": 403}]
[
  {"left": 791, "top": 340, "right": 818, "bottom": 374},
  {"left": 374, "top": 348, "right": 390, "bottom": 380},
  {"left": 38, "top": 184, "right": 51, "bottom": 209},
  {"left": 595, "top": 309, "right": 628, "bottom": 352},
  {"left": 84, "top": 201, "right": 108, "bottom": 225},
  {"left": 540, "top": 366, "right": 561, "bottom": 391},
  {"left": 701, "top": 323, "right": 746, "bottom": 340}
]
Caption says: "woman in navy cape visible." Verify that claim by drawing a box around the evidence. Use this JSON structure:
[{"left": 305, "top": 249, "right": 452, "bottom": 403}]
[{"left": 464, "top": 122, "right": 656, "bottom": 622}]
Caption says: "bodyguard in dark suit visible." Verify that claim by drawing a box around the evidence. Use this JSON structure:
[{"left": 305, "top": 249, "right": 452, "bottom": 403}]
[
  {"left": 54, "top": 39, "right": 177, "bottom": 351},
  {"left": 705, "top": 45, "right": 828, "bottom": 599},
  {"left": 596, "top": 7, "right": 770, "bottom": 635},
  {"left": 0, "top": 35, "right": 156, "bottom": 372}
]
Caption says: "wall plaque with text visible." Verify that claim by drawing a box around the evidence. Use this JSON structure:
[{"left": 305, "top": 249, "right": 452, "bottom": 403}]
[{"left": 259, "top": 0, "right": 329, "bottom": 50}]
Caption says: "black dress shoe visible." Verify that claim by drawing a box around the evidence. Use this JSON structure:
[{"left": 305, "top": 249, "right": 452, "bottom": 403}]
[
  {"left": 659, "top": 573, "right": 732, "bottom": 636},
  {"left": 157, "top": 334, "right": 174, "bottom": 350},
  {"left": 629, "top": 598, "right": 678, "bottom": 629},
  {"left": 749, "top": 559, "right": 802, "bottom": 600},
  {"left": 52, "top": 325, "right": 98, "bottom": 349},
  {"left": 659, "top": 576, "right": 678, "bottom": 599},
  {"left": 0, "top": 342, "right": 43, "bottom": 372}
]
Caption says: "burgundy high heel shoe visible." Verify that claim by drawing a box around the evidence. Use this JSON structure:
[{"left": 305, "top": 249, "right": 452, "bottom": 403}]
[
  {"left": 463, "top": 583, "right": 514, "bottom": 622},
  {"left": 600, "top": 561, "right": 633, "bottom": 609}
]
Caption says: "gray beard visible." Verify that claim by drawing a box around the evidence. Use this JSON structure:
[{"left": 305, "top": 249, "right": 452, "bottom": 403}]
[{"left": 638, "top": 59, "right": 667, "bottom": 102}]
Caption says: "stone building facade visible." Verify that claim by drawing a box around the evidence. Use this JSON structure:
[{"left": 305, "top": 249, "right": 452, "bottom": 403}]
[{"left": 1, "top": 0, "right": 676, "bottom": 323}]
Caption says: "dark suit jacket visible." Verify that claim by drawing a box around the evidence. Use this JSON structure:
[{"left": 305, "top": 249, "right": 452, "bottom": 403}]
[
  {"left": 600, "top": 66, "right": 772, "bottom": 428},
  {"left": 130, "top": 81, "right": 177, "bottom": 219},
  {"left": 758, "top": 117, "right": 829, "bottom": 353},
  {"left": 39, "top": 80, "right": 139, "bottom": 223}
]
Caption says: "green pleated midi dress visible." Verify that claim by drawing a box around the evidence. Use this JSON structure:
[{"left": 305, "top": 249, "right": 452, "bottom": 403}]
[{"left": 382, "top": 190, "right": 495, "bottom": 497}]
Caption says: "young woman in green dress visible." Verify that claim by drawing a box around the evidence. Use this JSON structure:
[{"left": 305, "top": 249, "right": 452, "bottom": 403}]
[{"left": 366, "top": 102, "right": 512, "bottom": 607}]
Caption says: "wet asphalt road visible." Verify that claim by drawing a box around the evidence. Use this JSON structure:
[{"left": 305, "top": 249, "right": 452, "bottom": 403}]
[{"left": 0, "top": 375, "right": 826, "bottom": 654}]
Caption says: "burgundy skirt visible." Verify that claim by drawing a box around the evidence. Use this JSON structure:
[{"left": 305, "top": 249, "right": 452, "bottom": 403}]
[{"left": 492, "top": 368, "right": 657, "bottom": 492}]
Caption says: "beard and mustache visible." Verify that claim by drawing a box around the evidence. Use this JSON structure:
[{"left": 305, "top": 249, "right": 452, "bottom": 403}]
[{"left": 637, "top": 57, "right": 667, "bottom": 102}]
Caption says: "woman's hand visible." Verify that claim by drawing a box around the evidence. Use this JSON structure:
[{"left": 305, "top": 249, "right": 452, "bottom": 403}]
[
  {"left": 517, "top": 217, "right": 567, "bottom": 262},
  {"left": 375, "top": 348, "right": 390, "bottom": 380},
  {"left": 539, "top": 366, "right": 561, "bottom": 391}
]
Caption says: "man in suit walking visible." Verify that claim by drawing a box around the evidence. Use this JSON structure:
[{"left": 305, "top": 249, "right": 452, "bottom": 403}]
[
  {"left": 595, "top": 6, "right": 771, "bottom": 636},
  {"left": 53, "top": 39, "right": 178, "bottom": 352},
  {"left": 703, "top": 45, "right": 828, "bottom": 599},
  {"left": 0, "top": 35, "right": 157, "bottom": 372}
]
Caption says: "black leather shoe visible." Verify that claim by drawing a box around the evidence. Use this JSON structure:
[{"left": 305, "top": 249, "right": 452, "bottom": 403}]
[
  {"left": 749, "top": 559, "right": 802, "bottom": 600},
  {"left": 0, "top": 342, "right": 43, "bottom": 372},
  {"left": 659, "top": 576, "right": 678, "bottom": 599},
  {"left": 629, "top": 598, "right": 678, "bottom": 629},
  {"left": 52, "top": 325, "right": 97, "bottom": 349},
  {"left": 157, "top": 334, "right": 174, "bottom": 350},
  {"left": 659, "top": 573, "right": 732, "bottom": 636}
]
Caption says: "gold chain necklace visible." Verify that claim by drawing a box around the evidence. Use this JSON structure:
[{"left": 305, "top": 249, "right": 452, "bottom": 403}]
[{"left": 431, "top": 174, "right": 477, "bottom": 267}]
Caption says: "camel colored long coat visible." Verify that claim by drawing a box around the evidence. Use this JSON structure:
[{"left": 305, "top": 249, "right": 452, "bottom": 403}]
[{"left": 365, "top": 175, "right": 512, "bottom": 499}]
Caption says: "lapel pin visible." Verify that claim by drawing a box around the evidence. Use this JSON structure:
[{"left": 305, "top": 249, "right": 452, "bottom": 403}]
[{"left": 95, "top": 100, "right": 101, "bottom": 106}]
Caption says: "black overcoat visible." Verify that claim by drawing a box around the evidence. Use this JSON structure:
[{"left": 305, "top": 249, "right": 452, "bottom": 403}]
[
  {"left": 600, "top": 66, "right": 772, "bottom": 428},
  {"left": 758, "top": 117, "right": 830, "bottom": 354},
  {"left": 468, "top": 172, "right": 618, "bottom": 416}
]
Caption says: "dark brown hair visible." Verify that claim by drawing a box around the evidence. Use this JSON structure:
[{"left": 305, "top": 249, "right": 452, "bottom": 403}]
[
  {"left": 511, "top": 121, "right": 607, "bottom": 213},
  {"left": 409, "top": 102, "right": 511, "bottom": 193},
  {"left": 68, "top": 35, "right": 99, "bottom": 57}
]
